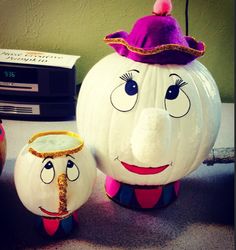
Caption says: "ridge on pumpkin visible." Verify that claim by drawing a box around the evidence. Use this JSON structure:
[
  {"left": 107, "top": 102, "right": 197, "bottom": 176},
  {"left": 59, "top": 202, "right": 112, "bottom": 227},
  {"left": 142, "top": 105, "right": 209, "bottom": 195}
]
[{"left": 153, "top": 0, "right": 172, "bottom": 16}]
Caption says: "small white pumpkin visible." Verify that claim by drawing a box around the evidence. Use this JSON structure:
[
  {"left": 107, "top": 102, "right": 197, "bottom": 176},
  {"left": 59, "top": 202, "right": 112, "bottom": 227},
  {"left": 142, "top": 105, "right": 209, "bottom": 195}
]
[
  {"left": 76, "top": 53, "right": 221, "bottom": 186},
  {"left": 14, "top": 131, "right": 96, "bottom": 218}
]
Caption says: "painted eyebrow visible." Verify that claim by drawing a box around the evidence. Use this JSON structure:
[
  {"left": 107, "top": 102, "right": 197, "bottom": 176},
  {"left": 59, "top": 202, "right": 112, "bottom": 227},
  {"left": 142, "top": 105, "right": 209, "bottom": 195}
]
[
  {"left": 66, "top": 154, "right": 75, "bottom": 159},
  {"left": 128, "top": 69, "right": 140, "bottom": 73},
  {"left": 42, "top": 156, "right": 53, "bottom": 163},
  {"left": 169, "top": 73, "right": 182, "bottom": 79}
]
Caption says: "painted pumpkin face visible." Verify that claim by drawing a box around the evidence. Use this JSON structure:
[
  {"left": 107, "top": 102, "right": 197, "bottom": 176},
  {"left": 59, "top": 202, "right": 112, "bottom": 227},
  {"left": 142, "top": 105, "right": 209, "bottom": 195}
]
[
  {"left": 77, "top": 53, "right": 221, "bottom": 186},
  {"left": 0, "top": 121, "right": 6, "bottom": 175},
  {"left": 14, "top": 131, "right": 96, "bottom": 218}
]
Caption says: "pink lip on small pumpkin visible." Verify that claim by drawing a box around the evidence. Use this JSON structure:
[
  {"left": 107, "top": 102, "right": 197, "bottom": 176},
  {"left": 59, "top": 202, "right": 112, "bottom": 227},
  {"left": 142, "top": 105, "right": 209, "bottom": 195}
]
[
  {"left": 39, "top": 206, "right": 69, "bottom": 217},
  {"left": 121, "top": 161, "right": 169, "bottom": 175}
]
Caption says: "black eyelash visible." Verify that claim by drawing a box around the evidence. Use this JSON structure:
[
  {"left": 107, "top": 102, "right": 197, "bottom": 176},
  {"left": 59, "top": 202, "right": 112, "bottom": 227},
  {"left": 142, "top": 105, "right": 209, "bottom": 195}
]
[
  {"left": 175, "top": 78, "right": 188, "bottom": 88},
  {"left": 120, "top": 72, "right": 133, "bottom": 81}
]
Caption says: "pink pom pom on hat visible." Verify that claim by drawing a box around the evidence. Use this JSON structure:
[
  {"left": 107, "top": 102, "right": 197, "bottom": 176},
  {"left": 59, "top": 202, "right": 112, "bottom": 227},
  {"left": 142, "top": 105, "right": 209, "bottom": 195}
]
[
  {"left": 153, "top": 0, "right": 172, "bottom": 15},
  {"left": 104, "top": 0, "right": 205, "bottom": 65}
]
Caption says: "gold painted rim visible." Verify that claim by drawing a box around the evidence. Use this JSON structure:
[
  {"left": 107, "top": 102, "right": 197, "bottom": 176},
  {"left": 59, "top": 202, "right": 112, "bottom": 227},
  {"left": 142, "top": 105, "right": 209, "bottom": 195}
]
[{"left": 28, "top": 130, "right": 84, "bottom": 158}]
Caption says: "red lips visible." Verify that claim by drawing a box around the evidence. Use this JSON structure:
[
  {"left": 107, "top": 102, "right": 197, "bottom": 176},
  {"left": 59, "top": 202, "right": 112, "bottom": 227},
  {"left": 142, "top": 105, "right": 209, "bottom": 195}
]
[
  {"left": 121, "top": 161, "right": 169, "bottom": 175},
  {"left": 39, "top": 206, "right": 69, "bottom": 217}
]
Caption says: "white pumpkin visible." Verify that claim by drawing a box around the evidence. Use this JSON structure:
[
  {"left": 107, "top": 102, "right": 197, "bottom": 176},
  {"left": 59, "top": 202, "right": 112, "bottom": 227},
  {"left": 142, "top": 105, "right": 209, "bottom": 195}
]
[
  {"left": 76, "top": 53, "right": 221, "bottom": 186},
  {"left": 14, "top": 131, "right": 96, "bottom": 218}
]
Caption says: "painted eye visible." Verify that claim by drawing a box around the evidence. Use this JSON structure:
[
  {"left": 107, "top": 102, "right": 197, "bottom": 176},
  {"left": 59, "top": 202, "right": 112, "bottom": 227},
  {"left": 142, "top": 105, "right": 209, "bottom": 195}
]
[
  {"left": 164, "top": 83, "right": 191, "bottom": 118},
  {"left": 125, "top": 79, "right": 138, "bottom": 96},
  {"left": 40, "top": 161, "right": 55, "bottom": 184},
  {"left": 165, "top": 85, "right": 180, "bottom": 100},
  {"left": 66, "top": 160, "right": 80, "bottom": 181},
  {"left": 110, "top": 74, "right": 139, "bottom": 112}
]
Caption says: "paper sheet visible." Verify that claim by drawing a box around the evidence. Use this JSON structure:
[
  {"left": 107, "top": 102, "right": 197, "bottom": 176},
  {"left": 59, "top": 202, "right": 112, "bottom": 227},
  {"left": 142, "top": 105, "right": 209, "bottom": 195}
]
[{"left": 0, "top": 49, "right": 80, "bottom": 69}]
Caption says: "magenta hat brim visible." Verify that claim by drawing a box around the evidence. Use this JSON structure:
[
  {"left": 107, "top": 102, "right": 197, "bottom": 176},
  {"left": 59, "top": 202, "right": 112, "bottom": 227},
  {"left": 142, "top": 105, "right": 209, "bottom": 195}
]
[{"left": 104, "top": 31, "right": 206, "bottom": 65}]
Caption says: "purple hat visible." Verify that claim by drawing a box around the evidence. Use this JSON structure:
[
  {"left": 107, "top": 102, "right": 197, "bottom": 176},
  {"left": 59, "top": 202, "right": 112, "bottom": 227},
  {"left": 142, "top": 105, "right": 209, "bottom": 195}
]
[{"left": 104, "top": 0, "right": 205, "bottom": 65}]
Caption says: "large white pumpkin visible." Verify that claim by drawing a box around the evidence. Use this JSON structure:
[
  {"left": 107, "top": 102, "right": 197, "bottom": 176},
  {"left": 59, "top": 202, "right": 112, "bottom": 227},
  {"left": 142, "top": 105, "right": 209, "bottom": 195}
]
[
  {"left": 76, "top": 53, "right": 221, "bottom": 186},
  {"left": 14, "top": 131, "right": 96, "bottom": 218}
]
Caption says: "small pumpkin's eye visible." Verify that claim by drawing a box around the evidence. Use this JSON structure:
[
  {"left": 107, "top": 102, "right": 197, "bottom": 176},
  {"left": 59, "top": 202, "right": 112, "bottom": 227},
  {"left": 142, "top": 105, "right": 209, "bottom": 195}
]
[
  {"left": 110, "top": 73, "right": 139, "bottom": 112},
  {"left": 164, "top": 78, "right": 191, "bottom": 118},
  {"left": 66, "top": 160, "right": 80, "bottom": 181},
  {"left": 41, "top": 161, "right": 55, "bottom": 184}
]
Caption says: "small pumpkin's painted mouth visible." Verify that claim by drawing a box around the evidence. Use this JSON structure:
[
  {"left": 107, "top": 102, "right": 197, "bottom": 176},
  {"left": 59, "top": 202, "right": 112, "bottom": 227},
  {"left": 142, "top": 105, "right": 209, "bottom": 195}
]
[
  {"left": 39, "top": 206, "right": 69, "bottom": 217},
  {"left": 120, "top": 161, "right": 170, "bottom": 175}
]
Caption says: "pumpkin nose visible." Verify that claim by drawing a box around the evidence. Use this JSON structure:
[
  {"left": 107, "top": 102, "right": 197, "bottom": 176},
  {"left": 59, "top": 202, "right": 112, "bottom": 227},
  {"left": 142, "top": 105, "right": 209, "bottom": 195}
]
[
  {"left": 57, "top": 173, "right": 68, "bottom": 214},
  {"left": 131, "top": 108, "right": 171, "bottom": 166}
]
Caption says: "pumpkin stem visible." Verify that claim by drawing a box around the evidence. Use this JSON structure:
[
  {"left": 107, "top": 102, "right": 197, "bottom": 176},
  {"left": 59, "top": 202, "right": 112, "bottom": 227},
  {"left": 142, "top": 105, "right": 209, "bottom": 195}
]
[{"left": 203, "top": 147, "right": 235, "bottom": 165}]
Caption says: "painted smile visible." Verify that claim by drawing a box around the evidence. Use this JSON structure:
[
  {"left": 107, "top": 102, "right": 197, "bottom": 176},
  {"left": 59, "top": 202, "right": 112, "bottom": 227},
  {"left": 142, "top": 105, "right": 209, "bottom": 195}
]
[
  {"left": 120, "top": 161, "right": 170, "bottom": 175},
  {"left": 39, "top": 206, "right": 69, "bottom": 217}
]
